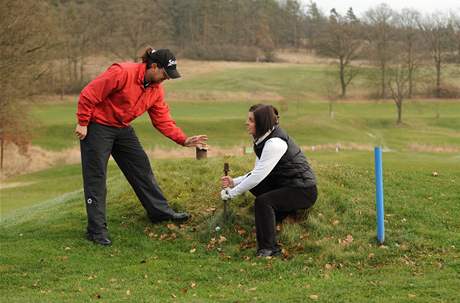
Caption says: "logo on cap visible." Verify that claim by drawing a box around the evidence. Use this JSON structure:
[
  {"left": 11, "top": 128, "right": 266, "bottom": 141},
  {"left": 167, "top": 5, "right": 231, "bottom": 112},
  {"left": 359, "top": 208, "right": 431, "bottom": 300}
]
[{"left": 168, "top": 59, "right": 176, "bottom": 67}]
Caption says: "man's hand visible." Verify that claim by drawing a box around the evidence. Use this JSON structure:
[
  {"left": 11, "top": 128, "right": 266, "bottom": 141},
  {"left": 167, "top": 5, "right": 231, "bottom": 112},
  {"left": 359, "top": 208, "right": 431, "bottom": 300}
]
[
  {"left": 75, "top": 124, "right": 88, "bottom": 140},
  {"left": 221, "top": 176, "right": 234, "bottom": 188},
  {"left": 184, "top": 135, "right": 208, "bottom": 147},
  {"left": 220, "top": 188, "right": 231, "bottom": 201}
]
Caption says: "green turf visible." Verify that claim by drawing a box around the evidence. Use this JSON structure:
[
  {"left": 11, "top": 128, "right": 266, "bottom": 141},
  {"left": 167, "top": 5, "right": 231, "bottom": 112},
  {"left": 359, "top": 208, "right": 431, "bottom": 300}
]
[
  {"left": 1, "top": 152, "right": 459, "bottom": 302},
  {"left": 165, "top": 64, "right": 337, "bottom": 99},
  {"left": 30, "top": 99, "right": 460, "bottom": 151}
]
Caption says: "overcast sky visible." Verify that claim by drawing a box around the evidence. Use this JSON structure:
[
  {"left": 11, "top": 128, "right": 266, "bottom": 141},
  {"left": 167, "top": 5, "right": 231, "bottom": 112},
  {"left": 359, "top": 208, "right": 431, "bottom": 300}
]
[{"left": 300, "top": 0, "right": 460, "bottom": 16}]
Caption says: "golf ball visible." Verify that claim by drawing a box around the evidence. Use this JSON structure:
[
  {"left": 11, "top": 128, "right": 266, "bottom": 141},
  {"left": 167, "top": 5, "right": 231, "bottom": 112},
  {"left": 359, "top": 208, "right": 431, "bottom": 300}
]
[{"left": 215, "top": 226, "right": 221, "bottom": 232}]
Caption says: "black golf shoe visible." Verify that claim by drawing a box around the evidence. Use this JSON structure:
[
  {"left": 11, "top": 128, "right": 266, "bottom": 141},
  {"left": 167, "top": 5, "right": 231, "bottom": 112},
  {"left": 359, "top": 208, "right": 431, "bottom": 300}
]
[
  {"left": 150, "top": 212, "right": 191, "bottom": 224},
  {"left": 86, "top": 233, "right": 112, "bottom": 246}
]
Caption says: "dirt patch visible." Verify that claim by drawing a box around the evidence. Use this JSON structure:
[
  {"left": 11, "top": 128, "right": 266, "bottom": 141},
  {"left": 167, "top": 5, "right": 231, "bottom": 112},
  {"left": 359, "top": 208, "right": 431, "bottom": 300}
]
[
  {"left": 166, "top": 90, "right": 283, "bottom": 102},
  {"left": 275, "top": 49, "right": 334, "bottom": 65},
  {"left": 408, "top": 144, "right": 460, "bottom": 153},
  {"left": 0, "top": 181, "right": 37, "bottom": 190},
  {"left": 301, "top": 143, "right": 375, "bottom": 152},
  {"left": 0, "top": 143, "right": 81, "bottom": 180}
]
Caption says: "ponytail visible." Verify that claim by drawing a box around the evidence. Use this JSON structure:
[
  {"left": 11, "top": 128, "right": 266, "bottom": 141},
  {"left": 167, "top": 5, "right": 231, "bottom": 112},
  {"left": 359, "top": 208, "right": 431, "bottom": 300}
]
[{"left": 141, "top": 47, "right": 155, "bottom": 69}]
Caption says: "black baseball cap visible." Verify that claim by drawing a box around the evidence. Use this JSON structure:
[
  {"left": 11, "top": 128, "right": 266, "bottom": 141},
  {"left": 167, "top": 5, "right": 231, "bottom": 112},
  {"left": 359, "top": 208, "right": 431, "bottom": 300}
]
[{"left": 148, "top": 49, "right": 181, "bottom": 79}]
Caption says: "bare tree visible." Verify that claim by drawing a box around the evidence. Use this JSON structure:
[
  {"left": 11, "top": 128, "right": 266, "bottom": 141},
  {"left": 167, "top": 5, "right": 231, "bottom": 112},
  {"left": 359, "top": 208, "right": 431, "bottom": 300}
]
[
  {"left": 418, "top": 13, "right": 452, "bottom": 98},
  {"left": 304, "top": 1, "right": 326, "bottom": 51},
  {"left": 99, "top": 0, "right": 174, "bottom": 61},
  {"left": 57, "top": 2, "right": 100, "bottom": 91},
  {"left": 364, "top": 4, "right": 396, "bottom": 98},
  {"left": 388, "top": 66, "right": 409, "bottom": 124},
  {"left": 0, "top": 0, "right": 56, "bottom": 169},
  {"left": 451, "top": 12, "right": 460, "bottom": 63},
  {"left": 316, "top": 8, "right": 362, "bottom": 98},
  {"left": 394, "top": 9, "right": 423, "bottom": 98}
]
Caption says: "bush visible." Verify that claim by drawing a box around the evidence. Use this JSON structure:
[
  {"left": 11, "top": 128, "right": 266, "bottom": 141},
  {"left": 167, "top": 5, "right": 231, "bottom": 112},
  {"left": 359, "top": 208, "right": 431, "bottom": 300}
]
[{"left": 429, "top": 84, "right": 460, "bottom": 98}]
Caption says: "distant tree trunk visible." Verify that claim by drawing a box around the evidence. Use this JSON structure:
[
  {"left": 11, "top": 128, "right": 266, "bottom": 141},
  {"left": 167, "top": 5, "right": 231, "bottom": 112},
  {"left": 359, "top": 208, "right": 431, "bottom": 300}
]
[
  {"left": 0, "top": 133, "right": 4, "bottom": 171},
  {"left": 339, "top": 56, "right": 346, "bottom": 97},
  {"left": 79, "top": 58, "right": 84, "bottom": 84},
  {"left": 407, "top": 41, "right": 414, "bottom": 98},
  {"left": 381, "top": 61, "right": 386, "bottom": 98},
  {"left": 388, "top": 66, "right": 409, "bottom": 124},
  {"left": 435, "top": 53, "right": 441, "bottom": 97},
  {"left": 60, "top": 60, "right": 65, "bottom": 99}
]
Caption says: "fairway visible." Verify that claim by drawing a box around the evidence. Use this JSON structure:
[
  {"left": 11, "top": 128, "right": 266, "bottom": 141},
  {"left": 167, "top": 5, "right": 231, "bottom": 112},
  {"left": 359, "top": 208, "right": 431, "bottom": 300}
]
[{"left": 30, "top": 99, "right": 460, "bottom": 152}]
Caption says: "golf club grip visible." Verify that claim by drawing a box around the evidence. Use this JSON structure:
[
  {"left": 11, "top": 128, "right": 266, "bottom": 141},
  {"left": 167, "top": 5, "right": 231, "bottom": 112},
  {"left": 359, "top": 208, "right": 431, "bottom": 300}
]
[{"left": 224, "top": 162, "right": 229, "bottom": 176}]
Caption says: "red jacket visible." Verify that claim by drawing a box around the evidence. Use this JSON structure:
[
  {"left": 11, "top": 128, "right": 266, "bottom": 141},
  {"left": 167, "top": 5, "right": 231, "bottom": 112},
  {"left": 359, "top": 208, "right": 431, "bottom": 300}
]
[{"left": 77, "top": 63, "right": 187, "bottom": 145}]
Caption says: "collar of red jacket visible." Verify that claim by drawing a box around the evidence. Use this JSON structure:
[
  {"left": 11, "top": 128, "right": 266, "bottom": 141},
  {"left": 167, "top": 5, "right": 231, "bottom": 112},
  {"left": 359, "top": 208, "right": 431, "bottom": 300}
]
[
  {"left": 139, "top": 63, "right": 161, "bottom": 89},
  {"left": 138, "top": 63, "right": 147, "bottom": 86}
]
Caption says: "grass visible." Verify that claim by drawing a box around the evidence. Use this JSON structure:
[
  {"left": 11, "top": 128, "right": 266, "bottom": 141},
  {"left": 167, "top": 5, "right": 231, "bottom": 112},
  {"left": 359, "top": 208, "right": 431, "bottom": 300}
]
[
  {"left": 0, "top": 161, "right": 120, "bottom": 216},
  {"left": 27, "top": 63, "right": 460, "bottom": 151},
  {"left": 1, "top": 60, "right": 459, "bottom": 302},
  {"left": 29, "top": 99, "right": 460, "bottom": 151},
  {"left": 1, "top": 152, "right": 459, "bottom": 302}
]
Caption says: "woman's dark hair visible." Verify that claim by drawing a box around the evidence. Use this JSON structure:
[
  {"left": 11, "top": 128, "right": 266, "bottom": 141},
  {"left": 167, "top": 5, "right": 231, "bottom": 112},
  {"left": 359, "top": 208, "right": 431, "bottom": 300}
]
[
  {"left": 249, "top": 104, "right": 279, "bottom": 138},
  {"left": 141, "top": 47, "right": 155, "bottom": 69}
]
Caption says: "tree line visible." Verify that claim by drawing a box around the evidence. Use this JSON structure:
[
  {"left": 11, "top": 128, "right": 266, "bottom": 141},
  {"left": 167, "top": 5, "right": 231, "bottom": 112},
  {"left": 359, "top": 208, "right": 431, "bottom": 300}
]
[{"left": 0, "top": 0, "right": 459, "bottom": 164}]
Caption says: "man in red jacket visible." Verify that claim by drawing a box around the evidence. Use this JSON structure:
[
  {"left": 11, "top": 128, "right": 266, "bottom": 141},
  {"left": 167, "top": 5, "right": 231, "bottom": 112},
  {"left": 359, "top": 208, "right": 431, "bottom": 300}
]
[{"left": 75, "top": 48, "right": 207, "bottom": 245}]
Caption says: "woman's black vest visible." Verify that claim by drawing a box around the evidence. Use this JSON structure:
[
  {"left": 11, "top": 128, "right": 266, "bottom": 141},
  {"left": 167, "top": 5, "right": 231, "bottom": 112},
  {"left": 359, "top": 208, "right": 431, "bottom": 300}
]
[{"left": 253, "top": 126, "right": 316, "bottom": 189}]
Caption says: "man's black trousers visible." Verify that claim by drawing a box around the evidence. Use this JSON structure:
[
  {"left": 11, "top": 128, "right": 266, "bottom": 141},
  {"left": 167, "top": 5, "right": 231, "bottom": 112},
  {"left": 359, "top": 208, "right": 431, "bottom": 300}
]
[
  {"left": 250, "top": 183, "right": 317, "bottom": 250},
  {"left": 80, "top": 123, "right": 175, "bottom": 236}
]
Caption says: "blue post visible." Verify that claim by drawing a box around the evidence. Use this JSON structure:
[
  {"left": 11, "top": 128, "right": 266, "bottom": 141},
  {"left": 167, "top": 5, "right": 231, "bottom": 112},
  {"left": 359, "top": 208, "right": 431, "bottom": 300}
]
[{"left": 374, "top": 147, "right": 385, "bottom": 244}]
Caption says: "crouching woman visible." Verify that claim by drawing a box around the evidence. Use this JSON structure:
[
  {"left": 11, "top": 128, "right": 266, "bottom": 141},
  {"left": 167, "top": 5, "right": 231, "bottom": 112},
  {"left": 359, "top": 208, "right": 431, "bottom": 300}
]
[{"left": 220, "top": 104, "right": 317, "bottom": 257}]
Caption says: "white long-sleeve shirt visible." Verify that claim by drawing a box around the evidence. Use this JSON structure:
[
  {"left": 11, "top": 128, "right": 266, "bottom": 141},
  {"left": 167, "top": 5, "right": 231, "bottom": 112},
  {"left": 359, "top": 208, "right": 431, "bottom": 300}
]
[{"left": 228, "top": 137, "right": 288, "bottom": 198}]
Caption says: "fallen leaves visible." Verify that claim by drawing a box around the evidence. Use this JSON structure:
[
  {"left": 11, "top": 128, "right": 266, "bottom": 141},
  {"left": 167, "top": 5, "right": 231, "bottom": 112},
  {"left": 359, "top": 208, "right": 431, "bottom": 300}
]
[
  {"left": 300, "top": 233, "right": 309, "bottom": 240},
  {"left": 338, "top": 234, "right": 353, "bottom": 247},
  {"left": 234, "top": 225, "right": 247, "bottom": 236},
  {"left": 204, "top": 207, "right": 216, "bottom": 213},
  {"left": 87, "top": 274, "right": 97, "bottom": 280},
  {"left": 281, "top": 248, "right": 291, "bottom": 259},
  {"left": 166, "top": 223, "right": 177, "bottom": 230},
  {"left": 309, "top": 294, "right": 319, "bottom": 300},
  {"left": 240, "top": 241, "right": 256, "bottom": 250},
  {"left": 206, "top": 236, "right": 227, "bottom": 251},
  {"left": 56, "top": 256, "right": 68, "bottom": 261},
  {"left": 144, "top": 226, "right": 179, "bottom": 241}
]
